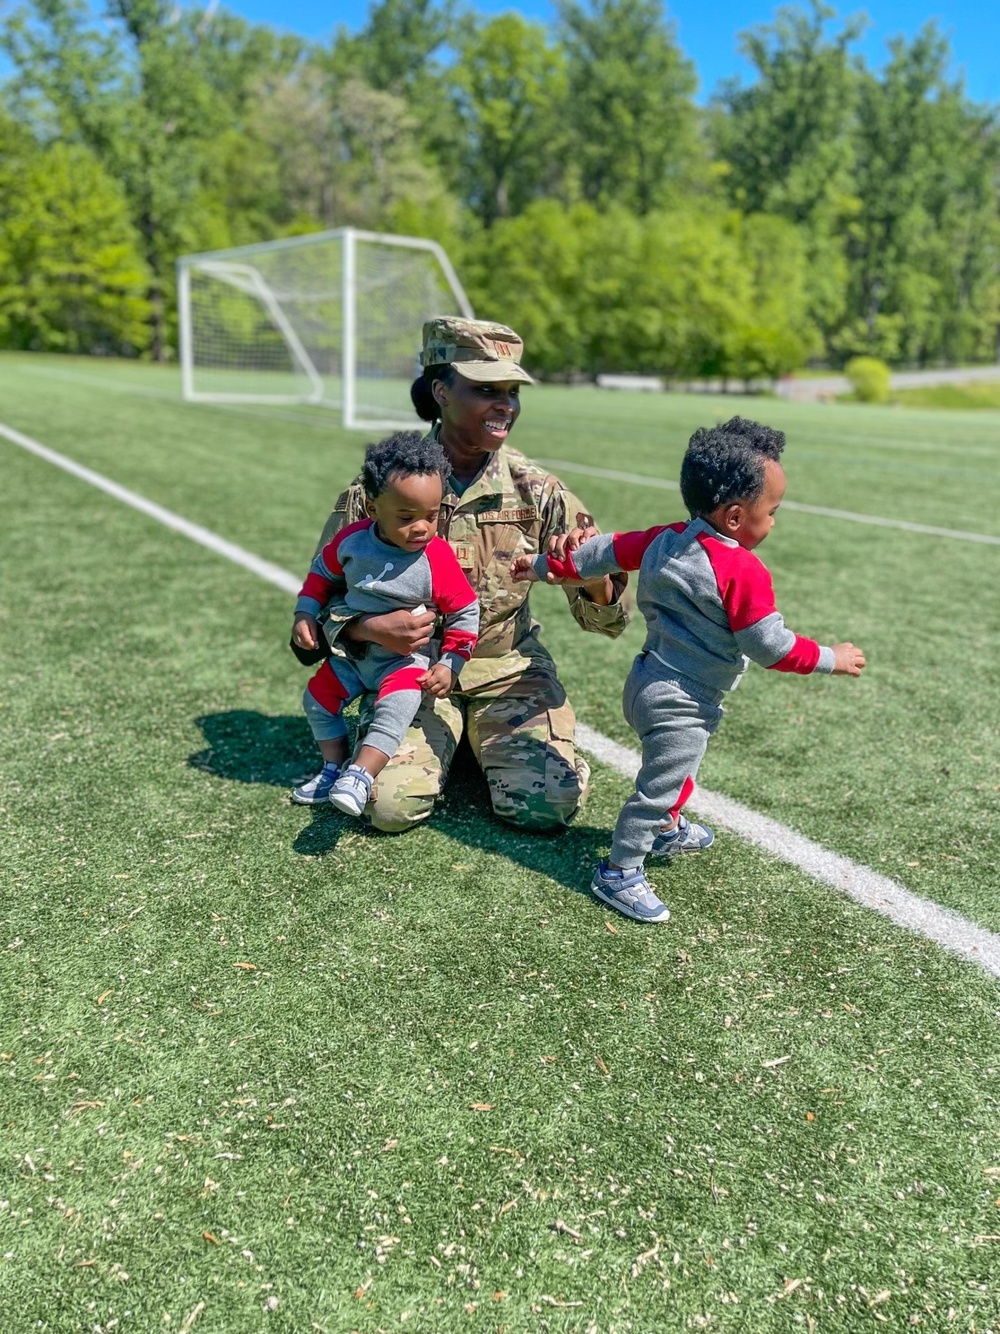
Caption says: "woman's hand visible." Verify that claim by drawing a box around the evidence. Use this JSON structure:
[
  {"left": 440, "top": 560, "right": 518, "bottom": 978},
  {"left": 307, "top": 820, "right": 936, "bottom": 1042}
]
[
  {"left": 546, "top": 511, "right": 614, "bottom": 605},
  {"left": 343, "top": 607, "right": 436, "bottom": 656},
  {"left": 292, "top": 614, "right": 320, "bottom": 650},
  {"left": 418, "top": 662, "right": 456, "bottom": 697},
  {"left": 510, "top": 553, "right": 582, "bottom": 586},
  {"left": 546, "top": 510, "right": 599, "bottom": 563}
]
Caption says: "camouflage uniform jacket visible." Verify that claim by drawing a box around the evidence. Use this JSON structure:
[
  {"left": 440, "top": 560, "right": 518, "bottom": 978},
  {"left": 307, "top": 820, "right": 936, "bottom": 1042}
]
[{"left": 315, "top": 437, "right": 630, "bottom": 691}]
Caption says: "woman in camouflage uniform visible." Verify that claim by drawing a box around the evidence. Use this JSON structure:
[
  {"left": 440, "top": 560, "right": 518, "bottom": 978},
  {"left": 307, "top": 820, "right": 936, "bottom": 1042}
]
[{"left": 309, "top": 316, "right": 629, "bottom": 832}]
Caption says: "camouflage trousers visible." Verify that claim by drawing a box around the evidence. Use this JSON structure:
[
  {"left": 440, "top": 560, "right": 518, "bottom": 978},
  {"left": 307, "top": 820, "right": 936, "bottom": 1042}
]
[{"left": 355, "top": 663, "right": 590, "bottom": 834}]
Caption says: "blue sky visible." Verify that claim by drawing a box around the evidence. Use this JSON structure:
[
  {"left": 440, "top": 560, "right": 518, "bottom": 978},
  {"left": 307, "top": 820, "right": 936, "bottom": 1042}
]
[{"left": 223, "top": 0, "right": 999, "bottom": 104}]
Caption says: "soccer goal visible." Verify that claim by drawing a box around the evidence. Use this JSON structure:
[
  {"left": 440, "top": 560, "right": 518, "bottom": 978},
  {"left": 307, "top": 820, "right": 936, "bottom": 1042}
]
[{"left": 177, "top": 228, "right": 474, "bottom": 430}]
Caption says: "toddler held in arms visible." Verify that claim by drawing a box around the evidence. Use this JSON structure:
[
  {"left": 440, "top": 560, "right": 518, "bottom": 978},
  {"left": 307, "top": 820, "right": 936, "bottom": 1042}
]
[
  {"left": 292, "top": 432, "right": 479, "bottom": 818},
  {"left": 511, "top": 416, "right": 865, "bottom": 924}
]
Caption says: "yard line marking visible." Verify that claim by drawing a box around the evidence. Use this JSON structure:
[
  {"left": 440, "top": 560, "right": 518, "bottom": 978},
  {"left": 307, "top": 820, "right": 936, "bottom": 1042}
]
[
  {"left": 536, "top": 458, "right": 1000, "bottom": 546},
  {"left": 5, "top": 416, "right": 1000, "bottom": 979},
  {"left": 0, "top": 420, "right": 300, "bottom": 595}
]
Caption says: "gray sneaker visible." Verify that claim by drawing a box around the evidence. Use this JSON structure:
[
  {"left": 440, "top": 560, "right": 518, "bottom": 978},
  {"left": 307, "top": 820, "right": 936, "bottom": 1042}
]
[
  {"left": 591, "top": 860, "right": 670, "bottom": 924},
  {"left": 650, "top": 814, "right": 714, "bottom": 858},
  {"left": 329, "top": 764, "right": 374, "bottom": 817},
  {"left": 291, "top": 764, "right": 340, "bottom": 805}
]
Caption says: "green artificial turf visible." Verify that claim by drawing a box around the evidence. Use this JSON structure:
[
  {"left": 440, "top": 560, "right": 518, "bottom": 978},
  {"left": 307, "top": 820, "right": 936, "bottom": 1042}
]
[
  {"left": 892, "top": 383, "right": 1000, "bottom": 411},
  {"left": 2, "top": 354, "right": 998, "bottom": 927},
  {"left": 2, "top": 354, "right": 1000, "bottom": 1332}
]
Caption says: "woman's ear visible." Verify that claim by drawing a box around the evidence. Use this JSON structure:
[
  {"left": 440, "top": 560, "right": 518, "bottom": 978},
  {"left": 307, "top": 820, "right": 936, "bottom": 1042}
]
[{"left": 432, "top": 377, "right": 449, "bottom": 411}]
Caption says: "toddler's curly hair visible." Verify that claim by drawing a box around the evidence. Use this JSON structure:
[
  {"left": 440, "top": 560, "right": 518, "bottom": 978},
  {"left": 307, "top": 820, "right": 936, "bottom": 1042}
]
[
  {"left": 680, "top": 416, "right": 785, "bottom": 517},
  {"left": 361, "top": 430, "right": 452, "bottom": 500}
]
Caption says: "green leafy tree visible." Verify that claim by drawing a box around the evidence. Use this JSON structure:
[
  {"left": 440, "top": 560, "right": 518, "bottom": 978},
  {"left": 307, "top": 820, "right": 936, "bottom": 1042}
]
[
  {"left": 726, "top": 213, "right": 820, "bottom": 381},
  {"left": 466, "top": 201, "right": 791, "bottom": 381},
  {"left": 460, "top": 200, "right": 588, "bottom": 373},
  {"left": 841, "top": 26, "right": 1000, "bottom": 364},
  {"left": 330, "top": 0, "right": 450, "bottom": 97},
  {"left": 2, "top": 0, "right": 299, "bottom": 357},
  {"left": 332, "top": 76, "right": 452, "bottom": 227},
  {"left": 0, "top": 136, "right": 150, "bottom": 352},
  {"left": 443, "top": 14, "right": 567, "bottom": 226},
  {"left": 712, "top": 1, "right": 862, "bottom": 346},
  {"left": 556, "top": 0, "right": 702, "bottom": 213},
  {"left": 713, "top": 1, "right": 861, "bottom": 221}
]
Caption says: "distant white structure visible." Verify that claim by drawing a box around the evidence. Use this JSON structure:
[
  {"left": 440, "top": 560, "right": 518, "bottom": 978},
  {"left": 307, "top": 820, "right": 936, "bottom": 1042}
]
[
  {"left": 177, "top": 228, "right": 474, "bottom": 430},
  {"left": 596, "top": 374, "right": 665, "bottom": 392}
]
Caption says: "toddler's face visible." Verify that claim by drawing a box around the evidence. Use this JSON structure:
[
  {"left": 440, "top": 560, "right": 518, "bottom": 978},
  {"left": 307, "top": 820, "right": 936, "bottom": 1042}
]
[
  {"left": 730, "top": 459, "right": 786, "bottom": 550},
  {"left": 368, "top": 470, "right": 443, "bottom": 552}
]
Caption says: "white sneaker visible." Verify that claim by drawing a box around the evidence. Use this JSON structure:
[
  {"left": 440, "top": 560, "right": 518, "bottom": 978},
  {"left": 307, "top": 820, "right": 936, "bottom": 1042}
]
[
  {"left": 591, "top": 861, "right": 670, "bottom": 924},
  {"left": 290, "top": 764, "right": 340, "bottom": 805},
  {"left": 649, "top": 814, "right": 714, "bottom": 857},
  {"left": 328, "top": 764, "right": 374, "bottom": 817}
]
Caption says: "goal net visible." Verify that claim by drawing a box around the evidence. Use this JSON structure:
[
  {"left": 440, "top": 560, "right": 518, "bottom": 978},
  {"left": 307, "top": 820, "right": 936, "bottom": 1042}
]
[{"left": 177, "top": 228, "right": 474, "bottom": 429}]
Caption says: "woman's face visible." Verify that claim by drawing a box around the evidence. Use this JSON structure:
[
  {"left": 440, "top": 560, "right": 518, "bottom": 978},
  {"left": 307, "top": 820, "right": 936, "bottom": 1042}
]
[{"left": 435, "top": 374, "right": 523, "bottom": 455}]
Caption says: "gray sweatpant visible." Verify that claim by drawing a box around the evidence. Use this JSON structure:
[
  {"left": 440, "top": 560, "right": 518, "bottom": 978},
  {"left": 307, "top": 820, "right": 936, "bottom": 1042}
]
[
  {"left": 303, "top": 651, "right": 428, "bottom": 761},
  {"left": 610, "top": 653, "right": 724, "bottom": 868}
]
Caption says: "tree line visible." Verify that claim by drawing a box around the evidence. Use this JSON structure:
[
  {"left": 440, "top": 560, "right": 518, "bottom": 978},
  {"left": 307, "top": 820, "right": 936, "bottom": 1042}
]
[{"left": 1, "top": 0, "right": 998, "bottom": 379}]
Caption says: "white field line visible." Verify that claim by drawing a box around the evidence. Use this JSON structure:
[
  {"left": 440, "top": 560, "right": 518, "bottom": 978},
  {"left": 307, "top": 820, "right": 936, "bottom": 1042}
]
[
  {"left": 0, "top": 421, "right": 300, "bottom": 595},
  {"left": 5, "top": 416, "right": 1000, "bottom": 978},
  {"left": 536, "top": 458, "right": 1000, "bottom": 547}
]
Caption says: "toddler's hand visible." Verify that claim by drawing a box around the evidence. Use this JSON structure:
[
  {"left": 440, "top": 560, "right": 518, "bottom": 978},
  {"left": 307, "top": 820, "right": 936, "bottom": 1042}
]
[
  {"left": 418, "top": 663, "right": 456, "bottom": 697},
  {"left": 831, "top": 642, "right": 866, "bottom": 677},
  {"left": 292, "top": 613, "right": 320, "bottom": 650},
  {"left": 510, "top": 554, "right": 542, "bottom": 583}
]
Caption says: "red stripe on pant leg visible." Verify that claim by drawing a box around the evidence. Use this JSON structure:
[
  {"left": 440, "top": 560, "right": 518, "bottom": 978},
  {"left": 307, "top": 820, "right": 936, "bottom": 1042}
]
[
  {"left": 668, "top": 775, "right": 695, "bottom": 823},
  {"left": 376, "top": 666, "right": 426, "bottom": 699},
  {"left": 307, "top": 661, "right": 351, "bottom": 714}
]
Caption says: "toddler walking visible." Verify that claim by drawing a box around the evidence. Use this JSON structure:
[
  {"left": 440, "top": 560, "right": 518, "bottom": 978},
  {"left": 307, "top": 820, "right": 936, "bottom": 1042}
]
[
  {"left": 512, "top": 416, "right": 865, "bottom": 923},
  {"left": 292, "top": 432, "right": 479, "bottom": 817}
]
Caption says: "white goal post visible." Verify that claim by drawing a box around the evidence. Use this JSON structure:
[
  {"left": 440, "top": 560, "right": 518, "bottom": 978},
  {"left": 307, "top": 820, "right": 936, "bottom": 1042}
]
[{"left": 176, "top": 227, "right": 475, "bottom": 430}]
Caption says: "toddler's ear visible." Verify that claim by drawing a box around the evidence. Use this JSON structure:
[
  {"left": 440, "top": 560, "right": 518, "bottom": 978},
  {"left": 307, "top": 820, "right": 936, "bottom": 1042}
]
[{"left": 720, "top": 502, "right": 743, "bottom": 534}]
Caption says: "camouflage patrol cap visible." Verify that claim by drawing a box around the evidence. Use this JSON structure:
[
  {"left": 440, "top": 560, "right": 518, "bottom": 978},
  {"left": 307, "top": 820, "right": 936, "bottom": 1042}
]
[{"left": 420, "top": 317, "right": 534, "bottom": 384}]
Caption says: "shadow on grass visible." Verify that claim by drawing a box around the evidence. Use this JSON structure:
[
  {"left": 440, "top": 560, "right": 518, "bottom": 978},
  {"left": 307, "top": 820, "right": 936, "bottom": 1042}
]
[
  {"left": 294, "top": 738, "right": 612, "bottom": 900},
  {"left": 189, "top": 709, "right": 318, "bottom": 788},
  {"left": 189, "top": 710, "right": 612, "bottom": 899}
]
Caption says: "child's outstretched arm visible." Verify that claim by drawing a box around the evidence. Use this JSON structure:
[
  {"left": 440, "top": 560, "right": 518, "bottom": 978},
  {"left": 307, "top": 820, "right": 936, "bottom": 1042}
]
[
  {"left": 511, "top": 526, "right": 674, "bottom": 584},
  {"left": 706, "top": 541, "right": 865, "bottom": 678}
]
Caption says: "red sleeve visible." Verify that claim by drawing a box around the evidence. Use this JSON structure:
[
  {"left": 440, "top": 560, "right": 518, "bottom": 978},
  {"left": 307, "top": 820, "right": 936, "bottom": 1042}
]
[
  {"left": 697, "top": 534, "right": 778, "bottom": 630},
  {"left": 427, "top": 538, "right": 479, "bottom": 664},
  {"left": 545, "top": 523, "right": 684, "bottom": 580},
  {"left": 611, "top": 524, "right": 683, "bottom": 571},
  {"left": 426, "top": 537, "right": 477, "bottom": 614},
  {"left": 768, "top": 636, "right": 822, "bottom": 673},
  {"left": 298, "top": 517, "right": 371, "bottom": 602},
  {"left": 698, "top": 533, "right": 821, "bottom": 673}
]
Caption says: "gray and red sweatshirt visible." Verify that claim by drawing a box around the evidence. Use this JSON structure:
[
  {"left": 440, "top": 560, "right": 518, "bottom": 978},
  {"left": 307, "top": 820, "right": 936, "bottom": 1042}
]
[
  {"left": 535, "top": 518, "right": 834, "bottom": 694},
  {"left": 296, "top": 519, "right": 479, "bottom": 677}
]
